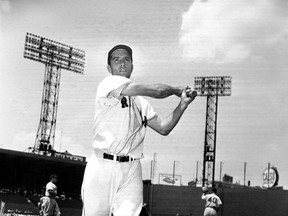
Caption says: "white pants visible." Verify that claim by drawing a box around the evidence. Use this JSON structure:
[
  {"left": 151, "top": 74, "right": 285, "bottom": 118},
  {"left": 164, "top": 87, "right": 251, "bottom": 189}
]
[
  {"left": 81, "top": 153, "right": 143, "bottom": 216},
  {"left": 204, "top": 207, "right": 218, "bottom": 216}
]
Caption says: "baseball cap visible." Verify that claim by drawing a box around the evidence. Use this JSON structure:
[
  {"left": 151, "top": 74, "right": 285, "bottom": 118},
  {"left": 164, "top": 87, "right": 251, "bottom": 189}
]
[
  {"left": 107, "top": 44, "right": 133, "bottom": 65},
  {"left": 50, "top": 174, "right": 58, "bottom": 179}
]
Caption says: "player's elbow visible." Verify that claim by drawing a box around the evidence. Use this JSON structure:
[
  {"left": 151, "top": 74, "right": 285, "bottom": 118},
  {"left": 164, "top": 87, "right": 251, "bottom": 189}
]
[
  {"left": 161, "top": 132, "right": 169, "bottom": 136},
  {"left": 158, "top": 128, "right": 171, "bottom": 136},
  {"left": 153, "top": 128, "right": 170, "bottom": 136}
]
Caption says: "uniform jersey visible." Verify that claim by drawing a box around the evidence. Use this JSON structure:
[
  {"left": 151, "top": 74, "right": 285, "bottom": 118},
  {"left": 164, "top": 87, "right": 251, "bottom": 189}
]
[
  {"left": 81, "top": 75, "right": 157, "bottom": 216},
  {"left": 45, "top": 182, "right": 57, "bottom": 196},
  {"left": 202, "top": 192, "right": 222, "bottom": 209},
  {"left": 92, "top": 75, "right": 156, "bottom": 159}
]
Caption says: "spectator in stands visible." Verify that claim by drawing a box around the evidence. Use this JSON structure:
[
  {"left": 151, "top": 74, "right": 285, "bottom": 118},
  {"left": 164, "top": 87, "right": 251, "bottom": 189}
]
[{"left": 60, "top": 192, "right": 66, "bottom": 200}]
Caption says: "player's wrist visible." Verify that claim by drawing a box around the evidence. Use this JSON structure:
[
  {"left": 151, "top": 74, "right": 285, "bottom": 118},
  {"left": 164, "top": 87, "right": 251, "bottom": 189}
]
[
  {"left": 173, "top": 86, "right": 183, "bottom": 97},
  {"left": 179, "top": 99, "right": 189, "bottom": 110}
]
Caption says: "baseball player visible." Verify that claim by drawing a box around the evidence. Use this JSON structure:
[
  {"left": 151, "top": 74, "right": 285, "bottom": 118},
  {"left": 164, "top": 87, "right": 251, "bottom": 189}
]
[
  {"left": 81, "top": 44, "right": 197, "bottom": 216},
  {"left": 45, "top": 174, "right": 58, "bottom": 197},
  {"left": 38, "top": 191, "right": 61, "bottom": 216},
  {"left": 201, "top": 187, "right": 222, "bottom": 216},
  {"left": 40, "top": 174, "right": 60, "bottom": 216}
]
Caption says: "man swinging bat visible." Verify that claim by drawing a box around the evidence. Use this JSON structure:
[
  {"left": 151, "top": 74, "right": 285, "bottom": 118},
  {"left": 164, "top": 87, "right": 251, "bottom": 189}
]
[{"left": 81, "top": 44, "right": 197, "bottom": 216}]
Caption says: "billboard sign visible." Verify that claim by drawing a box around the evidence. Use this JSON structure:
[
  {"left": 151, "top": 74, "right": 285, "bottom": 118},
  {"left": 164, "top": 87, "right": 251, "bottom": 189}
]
[
  {"left": 159, "top": 173, "right": 181, "bottom": 186},
  {"left": 263, "top": 167, "right": 279, "bottom": 188}
]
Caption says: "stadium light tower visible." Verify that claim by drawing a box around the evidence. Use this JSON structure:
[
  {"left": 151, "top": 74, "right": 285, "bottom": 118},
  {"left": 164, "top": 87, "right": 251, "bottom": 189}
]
[
  {"left": 194, "top": 76, "right": 232, "bottom": 187},
  {"left": 24, "top": 33, "right": 85, "bottom": 155}
]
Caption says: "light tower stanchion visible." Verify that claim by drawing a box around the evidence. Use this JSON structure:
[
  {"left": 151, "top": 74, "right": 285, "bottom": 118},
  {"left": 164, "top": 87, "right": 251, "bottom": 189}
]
[
  {"left": 194, "top": 76, "right": 232, "bottom": 187},
  {"left": 24, "top": 33, "right": 85, "bottom": 155}
]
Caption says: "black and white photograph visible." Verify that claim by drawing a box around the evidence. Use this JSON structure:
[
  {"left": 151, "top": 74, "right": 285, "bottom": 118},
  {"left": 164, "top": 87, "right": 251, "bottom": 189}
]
[{"left": 1, "top": 0, "right": 288, "bottom": 215}]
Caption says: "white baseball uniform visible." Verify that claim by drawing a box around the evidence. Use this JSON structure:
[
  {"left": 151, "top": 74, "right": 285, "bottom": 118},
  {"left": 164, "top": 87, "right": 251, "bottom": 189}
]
[
  {"left": 81, "top": 75, "right": 156, "bottom": 216},
  {"left": 39, "top": 196, "right": 61, "bottom": 216},
  {"left": 45, "top": 182, "right": 57, "bottom": 196},
  {"left": 201, "top": 192, "right": 222, "bottom": 216}
]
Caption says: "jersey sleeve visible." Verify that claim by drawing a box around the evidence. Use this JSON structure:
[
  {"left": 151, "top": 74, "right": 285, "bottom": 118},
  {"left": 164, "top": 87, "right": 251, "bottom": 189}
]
[
  {"left": 144, "top": 98, "right": 157, "bottom": 120},
  {"left": 218, "top": 197, "right": 223, "bottom": 205},
  {"left": 46, "top": 182, "right": 53, "bottom": 191},
  {"left": 201, "top": 193, "right": 208, "bottom": 200},
  {"left": 97, "top": 75, "right": 132, "bottom": 100},
  {"left": 137, "top": 96, "right": 157, "bottom": 120}
]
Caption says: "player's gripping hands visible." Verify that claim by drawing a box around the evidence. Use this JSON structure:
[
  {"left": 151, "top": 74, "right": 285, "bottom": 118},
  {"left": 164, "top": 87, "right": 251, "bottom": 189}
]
[{"left": 180, "top": 86, "right": 197, "bottom": 106}]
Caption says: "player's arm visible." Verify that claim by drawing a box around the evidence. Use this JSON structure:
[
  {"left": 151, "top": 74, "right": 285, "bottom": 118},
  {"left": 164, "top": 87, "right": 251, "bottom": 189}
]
[
  {"left": 217, "top": 197, "right": 223, "bottom": 213},
  {"left": 147, "top": 87, "right": 196, "bottom": 135},
  {"left": 54, "top": 202, "right": 61, "bottom": 216},
  {"left": 201, "top": 186, "right": 209, "bottom": 199},
  {"left": 217, "top": 203, "right": 222, "bottom": 213},
  {"left": 121, "top": 82, "right": 184, "bottom": 98}
]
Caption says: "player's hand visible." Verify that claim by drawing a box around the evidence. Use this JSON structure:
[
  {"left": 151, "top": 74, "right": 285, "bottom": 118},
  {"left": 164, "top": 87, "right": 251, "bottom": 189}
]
[
  {"left": 183, "top": 86, "right": 197, "bottom": 100},
  {"left": 174, "top": 86, "right": 186, "bottom": 97},
  {"left": 202, "top": 186, "right": 209, "bottom": 193},
  {"left": 185, "top": 87, "right": 197, "bottom": 99},
  {"left": 180, "top": 86, "right": 197, "bottom": 107}
]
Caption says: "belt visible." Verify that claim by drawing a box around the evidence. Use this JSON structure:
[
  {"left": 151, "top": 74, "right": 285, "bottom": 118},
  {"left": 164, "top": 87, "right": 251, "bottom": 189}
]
[{"left": 103, "top": 152, "right": 134, "bottom": 162}]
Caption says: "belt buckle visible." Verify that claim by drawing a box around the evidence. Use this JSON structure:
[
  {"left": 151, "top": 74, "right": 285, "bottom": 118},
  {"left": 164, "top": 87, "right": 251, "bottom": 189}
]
[
  {"left": 119, "top": 155, "right": 125, "bottom": 162},
  {"left": 123, "top": 156, "right": 130, "bottom": 162},
  {"left": 105, "top": 153, "right": 133, "bottom": 162}
]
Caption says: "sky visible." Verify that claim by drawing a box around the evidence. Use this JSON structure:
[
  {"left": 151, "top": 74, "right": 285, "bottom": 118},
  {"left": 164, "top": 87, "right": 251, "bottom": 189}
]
[{"left": 1, "top": 0, "right": 288, "bottom": 188}]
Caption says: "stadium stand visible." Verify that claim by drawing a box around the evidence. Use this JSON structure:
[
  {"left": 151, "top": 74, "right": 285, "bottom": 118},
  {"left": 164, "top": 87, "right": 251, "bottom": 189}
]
[{"left": 0, "top": 193, "right": 39, "bottom": 215}]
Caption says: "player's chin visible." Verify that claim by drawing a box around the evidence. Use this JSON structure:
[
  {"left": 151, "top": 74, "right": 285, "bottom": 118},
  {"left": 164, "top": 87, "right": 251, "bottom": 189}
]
[
  {"left": 117, "top": 71, "right": 130, "bottom": 78},
  {"left": 121, "top": 71, "right": 129, "bottom": 75}
]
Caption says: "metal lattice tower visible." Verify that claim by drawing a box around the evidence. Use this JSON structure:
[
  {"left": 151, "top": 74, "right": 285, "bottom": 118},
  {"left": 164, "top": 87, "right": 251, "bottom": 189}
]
[
  {"left": 24, "top": 33, "right": 85, "bottom": 155},
  {"left": 194, "top": 76, "right": 232, "bottom": 186}
]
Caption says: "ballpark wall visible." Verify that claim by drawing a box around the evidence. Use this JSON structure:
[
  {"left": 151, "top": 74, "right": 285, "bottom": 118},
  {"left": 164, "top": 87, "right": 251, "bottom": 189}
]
[
  {"left": 1, "top": 149, "right": 288, "bottom": 216},
  {"left": 147, "top": 185, "right": 288, "bottom": 216},
  {"left": 222, "top": 188, "right": 288, "bottom": 216},
  {"left": 149, "top": 185, "right": 203, "bottom": 216}
]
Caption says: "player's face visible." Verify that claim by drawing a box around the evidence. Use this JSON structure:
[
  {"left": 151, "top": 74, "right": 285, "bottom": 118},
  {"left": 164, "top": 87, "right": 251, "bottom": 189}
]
[{"left": 107, "top": 49, "right": 133, "bottom": 78}]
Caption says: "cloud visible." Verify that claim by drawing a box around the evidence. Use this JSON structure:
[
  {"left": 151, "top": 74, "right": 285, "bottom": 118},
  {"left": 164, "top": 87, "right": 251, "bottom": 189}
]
[{"left": 180, "top": 0, "right": 288, "bottom": 64}]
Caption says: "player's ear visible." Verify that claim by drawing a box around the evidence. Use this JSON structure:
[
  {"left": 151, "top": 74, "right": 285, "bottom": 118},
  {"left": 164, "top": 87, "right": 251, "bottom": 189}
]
[{"left": 107, "top": 65, "right": 112, "bottom": 74}]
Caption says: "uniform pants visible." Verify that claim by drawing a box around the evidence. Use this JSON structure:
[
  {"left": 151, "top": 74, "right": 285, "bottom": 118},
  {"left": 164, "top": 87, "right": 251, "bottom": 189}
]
[
  {"left": 39, "top": 196, "right": 61, "bottom": 216},
  {"left": 204, "top": 207, "right": 218, "bottom": 216},
  {"left": 81, "top": 152, "right": 143, "bottom": 216}
]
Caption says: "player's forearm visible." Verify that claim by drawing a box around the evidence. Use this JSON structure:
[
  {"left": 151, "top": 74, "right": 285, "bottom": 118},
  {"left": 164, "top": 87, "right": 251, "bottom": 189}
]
[
  {"left": 148, "top": 87, "right": 196, "bottom": 135},
  {"left": 158, "top": 101, "right": 188, "bottom": 135},
  {"left": 150, "top": 84, "right": 182, "bottom": 98},
  {"left": 123, "top": 83, "right": 183, "bottom": 98}
]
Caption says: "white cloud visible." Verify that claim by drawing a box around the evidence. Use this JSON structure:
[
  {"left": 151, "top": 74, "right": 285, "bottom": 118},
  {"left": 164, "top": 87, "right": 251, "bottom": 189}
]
[{"left": 180, "top": 0, "right": 288, "bottom": 64}]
